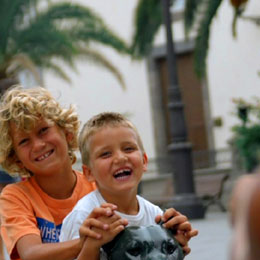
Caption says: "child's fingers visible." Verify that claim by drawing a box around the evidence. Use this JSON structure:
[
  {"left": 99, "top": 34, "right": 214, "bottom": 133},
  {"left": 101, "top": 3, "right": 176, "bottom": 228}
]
[
  {"left": 80, "top": 216, "right": 123, "bottom": 240},
  {"left": 100, "top": 203, "right": 117, "bottom": 211},
  {"left": 177, "top": 221, "right": 192, "bottom": 232},
  {"left": 97, "top": 213, "right": 122, "bottom": 225},
  {"left": 185, "top": 228, "right": 199, "bottom": 239},
  {"left": 182, "top": 245, "right": 191, "bottom": 256},
  {"left": 109, "top": 218, "right": 128, "bottom": 230},
  {"left": 175, "top": 232, "right": 188, "bottom": 245},
  {"left": 87, "top": 206, "right": 114, "bottom": 219},
  {"left": 155, "top": 215, "right": 162, "bottom": 224},
  {"left": 162, "top": 208, "right": 181, "bottom": 222},
  {"left": 110, "top": 224, "right": 125, "bottom": 236},
  {"left": 104, "top": 218, "right": 128, "bottom": 240},
  {"left": 80, "top": 224, "right": 102, "bottom": 240},
  {"left": 155, "top": 208, "right": 181, "bottom": 224},
  {"left": 80, "top": 218, "right": 110, "bottom": 240},
  {"left": 162, "top": 215, "right": 188, "bottom": 229},
  {"left": 83, "top": 218, "right": 109, "bottom": 231}
]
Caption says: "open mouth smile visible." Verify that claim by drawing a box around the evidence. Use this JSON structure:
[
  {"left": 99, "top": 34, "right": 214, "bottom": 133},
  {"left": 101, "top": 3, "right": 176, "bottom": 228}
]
[
  {"left": 35, "top": 150, "right": 54, "bottom": 161},
  {"left": 113, "top": 168, "right": 132, "bottom": 180}
]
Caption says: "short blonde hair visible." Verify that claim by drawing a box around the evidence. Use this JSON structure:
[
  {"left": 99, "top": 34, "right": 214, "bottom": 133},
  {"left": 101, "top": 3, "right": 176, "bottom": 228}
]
[
  {"left": 79, "top": 112, "right": 145, "bottom": 166},
  {"left": 0, "top": 85, "right": 80, "bottom": 177}
]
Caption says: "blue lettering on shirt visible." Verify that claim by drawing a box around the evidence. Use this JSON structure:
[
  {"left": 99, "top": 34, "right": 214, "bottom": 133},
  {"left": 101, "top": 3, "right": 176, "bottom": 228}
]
[{"left": 36, "top": 217, "right": 62, "bottom": 243}]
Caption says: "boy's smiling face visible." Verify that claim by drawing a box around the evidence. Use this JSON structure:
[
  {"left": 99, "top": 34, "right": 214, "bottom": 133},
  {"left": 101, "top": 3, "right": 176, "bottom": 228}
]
[
  {"left": 83, "top": 126, "right": 148, "bottom": 198},
  {"left": 10, "top": 119, "right": 71, "bottom": 177}
]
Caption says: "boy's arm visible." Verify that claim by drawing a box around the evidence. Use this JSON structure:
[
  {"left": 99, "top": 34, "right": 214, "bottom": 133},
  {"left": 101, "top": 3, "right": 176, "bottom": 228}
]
[
  {"left": 77, "top": 214, "right": 128, "bottom": 260},
  {"left": 16, "top": 205, "right": 123, "bottom": 260},
  {"left": 17, "top": 234, "right": 82, "bottom": 260}
]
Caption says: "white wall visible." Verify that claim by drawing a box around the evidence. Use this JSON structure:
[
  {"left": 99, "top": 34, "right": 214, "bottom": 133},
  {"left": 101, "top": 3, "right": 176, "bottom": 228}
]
[{"left": 45, "top": 0, "right": 156, "bottom": 159}]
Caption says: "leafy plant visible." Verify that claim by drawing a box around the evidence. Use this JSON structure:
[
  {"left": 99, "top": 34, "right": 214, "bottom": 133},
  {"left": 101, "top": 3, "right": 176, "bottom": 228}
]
[{"left": 232, "top": 97, "right": 260, "bottom": 172}]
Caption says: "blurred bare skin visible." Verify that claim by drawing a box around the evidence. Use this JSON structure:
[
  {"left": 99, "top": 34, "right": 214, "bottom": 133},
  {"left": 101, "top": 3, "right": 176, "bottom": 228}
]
[{"left": 230, "top": 173, "right": 260, "bottom": 260}]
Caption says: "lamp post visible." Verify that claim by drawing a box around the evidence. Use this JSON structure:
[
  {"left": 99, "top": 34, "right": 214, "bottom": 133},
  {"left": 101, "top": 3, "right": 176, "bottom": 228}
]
[{"left": 161, "top": 0, "right": 205, "bottom": 219}]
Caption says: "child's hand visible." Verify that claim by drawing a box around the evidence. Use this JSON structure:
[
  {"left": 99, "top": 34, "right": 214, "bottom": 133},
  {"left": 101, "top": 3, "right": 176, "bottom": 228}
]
[
  {"left": 88, "top": 214, "right": 128, "bottom": 247},
  {"left": 155, "top": 208, "right": 199, "bottom": 256},
  {"left": 78, "top": 214, "right": 128, "bottom": 260},
  {"left": 79, "top": 203, "right": 118, "bottom": 244}
]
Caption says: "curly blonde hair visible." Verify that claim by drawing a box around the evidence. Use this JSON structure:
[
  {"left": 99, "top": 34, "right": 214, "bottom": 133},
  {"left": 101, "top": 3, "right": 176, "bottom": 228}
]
[
  {"left": 79, "top": 112, "right": 145, "bottom": 166},
  {"left": 0, "top": 85, "right": 80, "bottom": 177}
]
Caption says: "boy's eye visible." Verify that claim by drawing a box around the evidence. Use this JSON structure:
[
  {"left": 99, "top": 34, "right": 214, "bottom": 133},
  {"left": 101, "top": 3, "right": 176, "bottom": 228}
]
[
  {"left": 124, "top": 146, "right": 136, "bottom": 152},
  {"left": 39, "top": 127, "right": 49, "bottom": 134},
  {"left": 100, "top": 151, "right": 111, "bottom": 158},
  {"left": 18, "top": 138, "right": 28, "bottom": 146}
]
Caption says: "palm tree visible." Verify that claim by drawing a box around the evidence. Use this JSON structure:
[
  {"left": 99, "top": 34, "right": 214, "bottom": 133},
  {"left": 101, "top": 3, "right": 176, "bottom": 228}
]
[
  {"left": 184, "top": 0, "right": 249, "bottom": 78},
  {"left": 131, "top": 0, "right": 250, "bottom": 78},
  {"left": 0, "top": 0, "right": 131, "bottom": 94}
]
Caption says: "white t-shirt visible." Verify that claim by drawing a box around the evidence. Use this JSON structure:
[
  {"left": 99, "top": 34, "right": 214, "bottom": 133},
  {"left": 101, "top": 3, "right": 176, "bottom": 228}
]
[
  {"left": 59, "top": 189, "right": 163, "bottom": 242},
  {"left": 2, "top": 243, "right": 10, "bottom": 260}
]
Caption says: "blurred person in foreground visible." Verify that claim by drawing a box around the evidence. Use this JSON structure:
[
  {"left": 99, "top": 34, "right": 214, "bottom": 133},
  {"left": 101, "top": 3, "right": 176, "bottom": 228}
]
[{"left": 230, "top": 168, "right": 260, "bottom": 260}]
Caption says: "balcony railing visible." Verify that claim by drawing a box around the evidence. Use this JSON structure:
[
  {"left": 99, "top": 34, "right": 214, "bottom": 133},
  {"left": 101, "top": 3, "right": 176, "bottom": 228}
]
[{"left": 147, "top": 148, "right": 234, "bottom": 175}]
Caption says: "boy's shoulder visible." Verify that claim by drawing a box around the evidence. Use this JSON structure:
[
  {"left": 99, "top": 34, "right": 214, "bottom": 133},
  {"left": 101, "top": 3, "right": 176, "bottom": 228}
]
[
  {"left": 1, "top": 178, "right": 33, "bottom": 197},
  {"left": 137, "top": 195, "right": 163, "bottom": 213},
  {"left": 73, "top": 189, "right": 102, "bottom": 211}
]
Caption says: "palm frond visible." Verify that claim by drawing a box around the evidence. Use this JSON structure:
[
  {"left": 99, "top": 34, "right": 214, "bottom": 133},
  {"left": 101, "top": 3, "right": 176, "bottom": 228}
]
[
  {"left": 76, "top": 48, "right": 126, "bottom": 90},
  {"left": 6, "top": 53, "right": 43, "bottom": 86},
  {"left": 14, "top": 22, "right": 76, "bottom": 66},
  {"left": 184, "top": 0, "right": 204, "bottom": 36},
  {"left": 194, "top": 0, "right": 223, "bottom": 78},
  {"left": 43, "top": 61, "right": 72, "bottom": 83},
  {"left": 0, "top": 0, "right": 129, "bottom": 89},
  {"left": 131, "top": 0, "right": 163, "bottom": 58},
  {"left": 34, "top": 3, "right": 130, "bottom": 54},
  {"left": 0, "top": 0, "right": 40, "bottom": 54},
  {"left": 70, "top": 25, "right": 130, "bottom": 55}
]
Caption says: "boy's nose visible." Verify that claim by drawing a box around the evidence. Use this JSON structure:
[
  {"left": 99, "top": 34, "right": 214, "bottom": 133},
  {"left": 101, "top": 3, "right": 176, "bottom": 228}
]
[
  {"left": 114, "top": 151, "right": 127, "bottom": 164},
  {"left": 32, "top": 138, "right": 45, "bottom": 151}
]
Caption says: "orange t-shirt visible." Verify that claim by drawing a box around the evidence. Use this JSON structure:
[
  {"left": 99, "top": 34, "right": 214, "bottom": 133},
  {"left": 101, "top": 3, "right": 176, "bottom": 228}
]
[{"left": 0, "top": 171, "right": 95, "bottom": 260}]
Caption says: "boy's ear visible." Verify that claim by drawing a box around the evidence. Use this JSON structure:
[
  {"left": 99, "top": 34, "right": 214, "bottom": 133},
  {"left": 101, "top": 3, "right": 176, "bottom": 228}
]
[
  {"left": 16, "top": 160, "right": 24, "bottom": 169},
  {"left": 142, "top": 153, "right": 148, "bottom": 172},
  {"left": 65, "top": 132, "right": 73, "bottom": 143},
  {"left": 13, "top": 155, "right": 24, "bottom": 169},
  {"left": 82, "top": 164, "right": 95, "bottom": 182}
]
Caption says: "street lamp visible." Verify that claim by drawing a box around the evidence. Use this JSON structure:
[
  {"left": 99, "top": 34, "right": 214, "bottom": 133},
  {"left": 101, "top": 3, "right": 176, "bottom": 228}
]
[{"left": 161, "top": 0, "right": 205, "bottom": 219}]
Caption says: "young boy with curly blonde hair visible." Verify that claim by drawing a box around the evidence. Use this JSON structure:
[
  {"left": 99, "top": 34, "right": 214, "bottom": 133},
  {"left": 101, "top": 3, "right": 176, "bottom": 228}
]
[
  {"left": 0, "top": 86, "right": 119, "bottom": 260},
  {"left": 60, "top": 112, "right": 198, "bottom": 259}
]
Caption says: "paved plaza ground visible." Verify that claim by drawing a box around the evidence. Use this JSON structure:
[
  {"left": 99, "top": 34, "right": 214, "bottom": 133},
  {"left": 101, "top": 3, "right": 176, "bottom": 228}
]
[{"left": 186, "top": 211, "right": 232, "bottom": 260}]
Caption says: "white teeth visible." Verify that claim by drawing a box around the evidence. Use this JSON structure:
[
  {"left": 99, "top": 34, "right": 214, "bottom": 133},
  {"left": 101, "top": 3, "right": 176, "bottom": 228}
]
[
  {"left": 115, "top": 169, "right": 125, "bottom": 175},
  {"left": 114, "top": 169, "right": 131, "bottom": 177},
  {"left": 37, "top": 151, "right": 51, "bottom": 161}
]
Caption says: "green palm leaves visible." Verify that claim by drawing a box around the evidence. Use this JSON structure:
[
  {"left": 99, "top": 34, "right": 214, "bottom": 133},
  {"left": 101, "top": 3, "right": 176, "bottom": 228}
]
[
  {"left": 131, "top": 0, "right": 224, "bottom": 78},
  {"left": 185, "top": 0, "right": 224, "bottom": 78},
  {"left": 131, "top": 0, "right": 163, "bottom": 58},
  {"left": 0, "top": 0, "right": 130, "bottom": 90}
]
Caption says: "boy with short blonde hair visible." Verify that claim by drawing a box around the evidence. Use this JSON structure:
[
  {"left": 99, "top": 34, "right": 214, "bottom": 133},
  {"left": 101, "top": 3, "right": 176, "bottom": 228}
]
[
  {"left": 79, "top": 112, "right": 145, "bottom": 167},
  {"left": 60, "top": 112, "right": 198, "bottom": 259}
]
